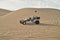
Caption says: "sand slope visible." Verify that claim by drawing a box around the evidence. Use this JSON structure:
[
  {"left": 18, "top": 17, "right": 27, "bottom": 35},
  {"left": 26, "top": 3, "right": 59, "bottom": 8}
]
[
  {"left": 0, "top": 8, "right": 60, "bottom": 40},
  {"left": 0, "top": 8, "right": 12, "bottom": 16}
]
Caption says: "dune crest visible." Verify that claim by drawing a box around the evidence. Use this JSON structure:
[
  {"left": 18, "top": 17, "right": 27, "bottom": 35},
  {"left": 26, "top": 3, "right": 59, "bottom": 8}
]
[{"left": 0, "top": 8, "right": 12, "bottom": 16}]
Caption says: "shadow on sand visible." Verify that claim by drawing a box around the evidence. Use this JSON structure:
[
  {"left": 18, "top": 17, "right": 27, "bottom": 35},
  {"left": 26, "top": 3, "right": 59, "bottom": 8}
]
[{"left": 24, "top": 23, "right": 60, "bottom": 26}]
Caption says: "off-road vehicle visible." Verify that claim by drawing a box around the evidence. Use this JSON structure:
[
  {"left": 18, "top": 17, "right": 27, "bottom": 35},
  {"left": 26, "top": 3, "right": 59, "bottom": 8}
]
[{"left": 20, "top": 16, "right": 40, "bottom": 25}]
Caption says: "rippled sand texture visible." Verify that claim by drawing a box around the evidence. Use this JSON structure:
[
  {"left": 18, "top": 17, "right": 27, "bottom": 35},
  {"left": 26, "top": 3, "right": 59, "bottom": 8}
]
[{"left": 0, "top": 8, "right": 60, "bottom": 40}]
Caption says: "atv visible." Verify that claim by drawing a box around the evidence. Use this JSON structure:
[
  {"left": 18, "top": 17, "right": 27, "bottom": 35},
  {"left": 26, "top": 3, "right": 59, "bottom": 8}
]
[{"left": 20, "top": 16, "right": 40, "bottom": 25}]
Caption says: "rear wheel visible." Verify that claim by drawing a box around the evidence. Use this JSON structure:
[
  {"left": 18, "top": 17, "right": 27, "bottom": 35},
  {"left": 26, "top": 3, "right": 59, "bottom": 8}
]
[{"left": 35, "top": 21, "right": 39, "bottom": 24}]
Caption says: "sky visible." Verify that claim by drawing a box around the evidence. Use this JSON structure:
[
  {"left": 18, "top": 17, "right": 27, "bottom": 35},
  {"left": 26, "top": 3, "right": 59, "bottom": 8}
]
[{"left": 0, "top": 0, "right": 60, "bottom": 11}]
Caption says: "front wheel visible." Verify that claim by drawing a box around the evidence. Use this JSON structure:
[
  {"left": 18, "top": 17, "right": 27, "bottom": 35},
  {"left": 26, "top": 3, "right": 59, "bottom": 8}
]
[{"left": 35, "top": 21, "right": 39, "bottom": 24}]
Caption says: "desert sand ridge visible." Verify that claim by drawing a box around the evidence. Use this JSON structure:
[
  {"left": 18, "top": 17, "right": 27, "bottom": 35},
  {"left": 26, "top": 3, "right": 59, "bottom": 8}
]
[
  {"left": 2, "top": 8, "right": 60, "bottom": 25},
  {"left": 0, "top": 8, "right": 12, "bottom": 16},
  {"left": 3, "top": 8, "right": 60, "bottom": 16},
  {"left": 0, "top": 8, "right": 60, "bottom": 40}
]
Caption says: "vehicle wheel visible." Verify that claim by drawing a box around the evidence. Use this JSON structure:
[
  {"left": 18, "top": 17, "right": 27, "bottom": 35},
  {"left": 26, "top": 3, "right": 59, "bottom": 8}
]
[
  {"left": 20, "top": 21, "right": 22, "bottom": 23},
  {"left": 23, "top": 21, "right": 26, "bottom": 25},
  {"left": 20, "top": 21, "right": 23, "bottom": 24},
  {"left": 35, "top": 21, "right": 39, "bottom": 24}
]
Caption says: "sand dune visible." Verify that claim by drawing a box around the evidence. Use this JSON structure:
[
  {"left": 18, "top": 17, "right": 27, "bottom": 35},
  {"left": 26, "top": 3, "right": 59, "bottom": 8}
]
[
  {"left": 0, "top": 8, "right": 12, "bottom": 16},
  {"left": 2, "top": 8, "right": 60, "bottom": 25},
  {"left": 0, "top": 8, "right": 60, "bottom": 40}
]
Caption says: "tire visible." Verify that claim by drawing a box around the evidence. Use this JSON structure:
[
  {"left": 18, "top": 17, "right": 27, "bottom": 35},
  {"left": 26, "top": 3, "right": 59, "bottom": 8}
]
[
  {"left": 35, "top": 21, "right": 39, "bottom": 24},
  {"left": 20, "top": 21, "right": 23, "bottom": 24},
  {"left": 20, "top": 21, "right": 22, "bottom": 23}
]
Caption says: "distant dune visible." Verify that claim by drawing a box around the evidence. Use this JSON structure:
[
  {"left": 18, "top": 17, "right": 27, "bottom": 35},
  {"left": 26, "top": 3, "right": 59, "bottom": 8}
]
[
  {"left": 0, "top": 8, "right": 12, "bottom": 16},
  {"left": 0, "top": 8, "right": 60, "bottom": 40}
]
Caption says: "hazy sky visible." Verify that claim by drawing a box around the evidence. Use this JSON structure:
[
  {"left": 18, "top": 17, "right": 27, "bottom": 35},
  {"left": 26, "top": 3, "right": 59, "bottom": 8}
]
[{"left": 0, "top": 0, "right": 60, "bottom": 11}]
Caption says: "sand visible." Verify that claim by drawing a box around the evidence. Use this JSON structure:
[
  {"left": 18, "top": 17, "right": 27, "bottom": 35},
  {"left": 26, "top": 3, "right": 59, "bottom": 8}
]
[
  {"left": 0, "top": 8, "right": 12, "bottom": 16},
  {"left": 0, "top": 8, "right": 60, "bottom": 40}
]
